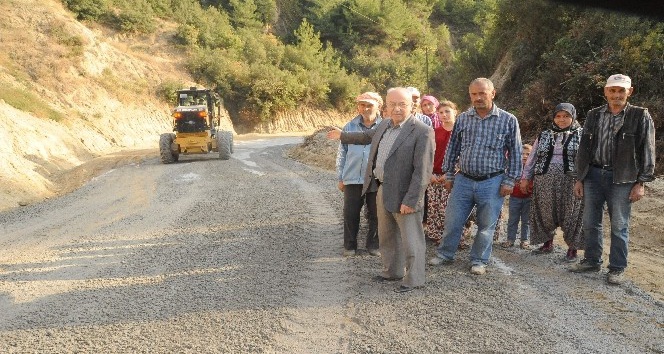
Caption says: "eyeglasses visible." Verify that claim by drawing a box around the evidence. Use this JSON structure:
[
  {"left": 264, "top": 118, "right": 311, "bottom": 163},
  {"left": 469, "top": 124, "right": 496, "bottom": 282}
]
[{"left": 386, "top": 102, "right": 411, "bottom": 109}]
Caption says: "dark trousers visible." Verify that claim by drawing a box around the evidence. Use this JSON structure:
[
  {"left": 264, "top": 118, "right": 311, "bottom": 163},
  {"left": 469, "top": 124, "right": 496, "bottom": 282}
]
[{"left": 343, "top": 184, "right": 379, "bottom": 251}]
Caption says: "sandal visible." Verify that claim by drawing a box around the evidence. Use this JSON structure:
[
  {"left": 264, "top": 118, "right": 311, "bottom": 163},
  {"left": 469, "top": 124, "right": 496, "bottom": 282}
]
[
  {"left": 500, "top": 240, "right": 514, "bottom": 248},
  {"left": 520, "top": 240, "right": 530, "bottom": 249}
]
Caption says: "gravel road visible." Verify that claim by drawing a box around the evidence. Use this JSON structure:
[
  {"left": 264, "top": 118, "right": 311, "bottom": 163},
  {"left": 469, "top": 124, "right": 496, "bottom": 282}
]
[{"left": 0, "top": 136, "right": 662, "bottom": 353}]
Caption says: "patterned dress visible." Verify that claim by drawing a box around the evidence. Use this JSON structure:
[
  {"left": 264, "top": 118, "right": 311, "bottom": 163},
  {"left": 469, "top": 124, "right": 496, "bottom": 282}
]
[
  {"left": 523, "top": 126, "right": 584, "bottom": 249},
  {"left": 424, "top": 178, "right": 449, "bottom": 243},
  {"left": 424, "top": 122, "right": 452, "bottom": 244}
]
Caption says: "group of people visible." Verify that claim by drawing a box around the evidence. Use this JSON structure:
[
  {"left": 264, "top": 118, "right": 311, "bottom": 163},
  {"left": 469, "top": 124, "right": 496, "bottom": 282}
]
[{"left": 328, "top": 74, "right": 655, "bottom": 293}]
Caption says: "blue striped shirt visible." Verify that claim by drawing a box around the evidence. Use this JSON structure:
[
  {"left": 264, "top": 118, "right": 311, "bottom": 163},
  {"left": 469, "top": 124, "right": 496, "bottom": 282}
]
[{"left": 443, "top": 104, "right": 522, "bottom": 187}]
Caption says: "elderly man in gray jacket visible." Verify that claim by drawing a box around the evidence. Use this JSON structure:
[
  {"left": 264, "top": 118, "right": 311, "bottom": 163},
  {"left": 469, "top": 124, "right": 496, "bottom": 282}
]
[{"left": 328, "top": 87, "right": 435, "bottom": 293}]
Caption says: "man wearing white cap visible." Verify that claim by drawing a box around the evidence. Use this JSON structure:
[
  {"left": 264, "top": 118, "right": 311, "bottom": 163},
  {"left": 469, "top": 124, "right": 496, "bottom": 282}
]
[
  {"left": 405, "top": 87, "right": 432, "bottom": 127},
  {"left": 570, "top": 74, "right": 656, "bottom": 285},
  {"left": 336, "top": 92, "right": 383, "bottom": 257}
]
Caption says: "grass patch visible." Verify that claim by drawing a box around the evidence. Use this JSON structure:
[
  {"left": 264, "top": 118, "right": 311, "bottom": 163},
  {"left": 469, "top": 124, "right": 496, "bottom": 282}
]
[
  {"left": 0, "top": 86, "right": 66, "bottom": 122},
  {"left": 96, "top": 68, "right": 148, "bottom": 101},
  {"left": 49, "top": 24, "right": 85, "bottom": 57}
]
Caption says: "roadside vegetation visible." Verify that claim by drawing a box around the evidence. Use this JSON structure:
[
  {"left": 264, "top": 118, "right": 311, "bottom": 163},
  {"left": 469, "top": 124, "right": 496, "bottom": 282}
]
[
  {"left": 0, "top": 86, "right": 65, "bottom": 122},
  {"left": 61, "top": 0, "right": 662, "bottom": 169}
]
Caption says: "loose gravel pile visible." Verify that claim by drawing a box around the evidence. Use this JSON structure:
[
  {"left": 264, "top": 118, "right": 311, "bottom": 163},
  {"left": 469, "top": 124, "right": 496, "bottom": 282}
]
[{"left": 0, "top": 137, "right": 661, "bottom": 353}]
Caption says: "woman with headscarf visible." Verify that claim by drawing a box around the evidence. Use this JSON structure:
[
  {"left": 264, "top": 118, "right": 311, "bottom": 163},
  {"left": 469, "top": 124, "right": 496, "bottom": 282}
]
[
  {"left": 520, "top": 103, "right": 585, "bottom": 261},
  {"left": 422, "top": 97, "right": 456, "bottom": 244}
]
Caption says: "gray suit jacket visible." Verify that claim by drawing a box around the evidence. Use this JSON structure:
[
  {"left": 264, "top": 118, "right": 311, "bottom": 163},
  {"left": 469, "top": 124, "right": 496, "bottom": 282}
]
[{"left": 341, "top": 116, "right": 435, "bottom": 213}]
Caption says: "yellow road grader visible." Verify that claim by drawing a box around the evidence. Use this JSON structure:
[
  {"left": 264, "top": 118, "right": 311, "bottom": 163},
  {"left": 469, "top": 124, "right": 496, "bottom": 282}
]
[{"left": 159, "top": 87, "right": 233, "bottom": 163}]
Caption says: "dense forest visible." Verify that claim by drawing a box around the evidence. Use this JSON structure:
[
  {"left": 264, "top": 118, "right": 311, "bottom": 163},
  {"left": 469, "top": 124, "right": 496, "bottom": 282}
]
[{"left": 62, "top": 0, "right": 662, "bottom": 146}]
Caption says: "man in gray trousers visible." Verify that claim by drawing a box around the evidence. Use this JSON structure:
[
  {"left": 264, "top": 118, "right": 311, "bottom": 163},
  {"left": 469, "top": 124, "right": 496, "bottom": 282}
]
[{"left": 328, "top": 87, "right": 435, "bottom": 293}]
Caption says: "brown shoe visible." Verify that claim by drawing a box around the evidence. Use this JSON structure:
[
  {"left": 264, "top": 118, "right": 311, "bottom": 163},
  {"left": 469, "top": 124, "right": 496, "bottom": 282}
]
[
  {"left": 367, "top": 249, "right": 381, "bottom": 257},
  {"left": 500, "top": 240, "right": 515, "bottom": 248},
  {"left": 607, "top": 269, "right": 626, "bottom": 285}
]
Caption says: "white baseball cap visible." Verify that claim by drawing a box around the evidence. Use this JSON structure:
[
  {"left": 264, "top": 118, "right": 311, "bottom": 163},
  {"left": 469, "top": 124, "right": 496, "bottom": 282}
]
[
  {"left": 355, "top": 92, "right": 382, "bottom": 107},
  {"left": 605, "top": 74, "right": 632, "bottom": 89},
  {"left": 406, "top": 86, "right": 421, "bottom": 98}
]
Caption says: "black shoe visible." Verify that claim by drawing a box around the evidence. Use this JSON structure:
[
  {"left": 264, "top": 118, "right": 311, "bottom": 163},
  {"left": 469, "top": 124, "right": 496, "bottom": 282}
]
[
  {"left": 373, "top": 275, "right": 402, "bottom": 283},
  {"left": 394, "top": 285, "right": 414, "bottom": 293},
  {"left": 569, "top": 258, "right": 602, "bottom": 273}
]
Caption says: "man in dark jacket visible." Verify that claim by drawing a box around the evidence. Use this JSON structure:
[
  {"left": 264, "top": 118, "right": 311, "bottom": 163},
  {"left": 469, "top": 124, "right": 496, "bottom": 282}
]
[{"left": 570, "top": 74, "right": 656, "bottom": 285}]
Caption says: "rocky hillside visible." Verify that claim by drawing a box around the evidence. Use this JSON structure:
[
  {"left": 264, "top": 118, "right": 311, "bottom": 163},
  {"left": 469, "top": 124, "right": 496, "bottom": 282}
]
[{"left": 0, "top": 0, "right": 346, "bottom": 211}]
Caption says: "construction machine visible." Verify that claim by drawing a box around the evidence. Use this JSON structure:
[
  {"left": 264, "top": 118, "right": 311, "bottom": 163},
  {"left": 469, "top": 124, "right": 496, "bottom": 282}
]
[{"left": 159, "top": 87, "right": 233, "bottom": 163}]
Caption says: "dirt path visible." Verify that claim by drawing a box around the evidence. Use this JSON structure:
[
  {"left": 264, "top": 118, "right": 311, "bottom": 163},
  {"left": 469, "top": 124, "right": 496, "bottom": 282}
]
[{"left": 0, "top": 136, "right": 662, "bottom": 353}]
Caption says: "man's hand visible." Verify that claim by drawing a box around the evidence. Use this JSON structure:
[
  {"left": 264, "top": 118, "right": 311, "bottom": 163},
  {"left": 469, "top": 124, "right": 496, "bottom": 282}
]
[
  {"left": 499, "top": 184, "right": 512, "bottom": 197},
  {"left": 444, "top": 179, "right": 453, "bottom": 192},
  {"left": 519, "top": 179, "right": 531, "bottom": 194},
  {"left": 337, "top": 181, "right": 345, "bottom": 192},
  {"left": 326, "top": 127, "right": 342, "bottom": 140},
  {"left": 629, "top": 182, "right": 645, "bottom": 202},
  {"left": 573, "top": 180, "right": 584, "bottom": 199},
  {"left": 400, "top": 204, "right": 415, "bottom": 214}
]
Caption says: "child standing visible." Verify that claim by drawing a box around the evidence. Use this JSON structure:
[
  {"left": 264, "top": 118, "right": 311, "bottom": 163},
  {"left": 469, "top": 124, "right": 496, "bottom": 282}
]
[{"left": 501, "top": 144, "right": 533, "bottom": 249}]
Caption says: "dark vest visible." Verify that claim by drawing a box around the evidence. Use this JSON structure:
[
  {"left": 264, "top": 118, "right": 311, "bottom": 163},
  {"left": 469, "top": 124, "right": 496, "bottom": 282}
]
[
  {"left": 576, "top": 104, "right": 648, "bottom": 183},
  {"left": 533, "top": 127, "right": 582, "bottom": 176}
]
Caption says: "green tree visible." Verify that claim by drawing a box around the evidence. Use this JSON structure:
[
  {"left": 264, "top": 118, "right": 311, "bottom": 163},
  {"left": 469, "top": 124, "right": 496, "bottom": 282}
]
[{"left": 229, "top": 0, "right": 263, "bottom": 29}]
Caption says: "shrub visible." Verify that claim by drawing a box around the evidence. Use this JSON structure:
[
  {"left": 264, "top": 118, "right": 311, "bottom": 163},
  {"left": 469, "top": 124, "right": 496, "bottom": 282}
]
[
  {"left": 63, "top": 0, "right": 109, "bottom": 21},
  {"left": 156, "top": 80, "right": 183, "bottom": 103},
  {"left": 104, "top": 0, "right": 157, "bottom": 34}
]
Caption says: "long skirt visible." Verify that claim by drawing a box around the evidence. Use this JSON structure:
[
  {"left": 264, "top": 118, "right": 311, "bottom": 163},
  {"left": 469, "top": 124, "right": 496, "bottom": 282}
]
[
  {"left": 424, "top": 178, "right": 449, "bottom": 243},
  {"left": 530, "top": 163, "right": 584, "bottom": 249}
]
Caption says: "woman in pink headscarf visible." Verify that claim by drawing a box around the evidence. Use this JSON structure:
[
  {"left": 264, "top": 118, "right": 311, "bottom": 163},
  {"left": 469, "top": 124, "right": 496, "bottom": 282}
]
[{"left": 422, "top": 97, "right": 457, "bottom": 244}]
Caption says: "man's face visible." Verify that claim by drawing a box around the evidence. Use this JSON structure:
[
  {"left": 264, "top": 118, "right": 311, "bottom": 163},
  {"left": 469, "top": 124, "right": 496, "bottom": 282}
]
[
  {"left": 604, "top": 86, "right": 633, "bottom": 108},
  {"left": 411, "top": 95, "right": 420, "bottom": 113},
  {"left": 356, "top": 101, "right": 379, "bottom": 120},
  {"left": 386, "top": 89, "right": 413, "bottom": 125},
  {"left": 469, "top": 82, "right": 495, "bottom": 111}
]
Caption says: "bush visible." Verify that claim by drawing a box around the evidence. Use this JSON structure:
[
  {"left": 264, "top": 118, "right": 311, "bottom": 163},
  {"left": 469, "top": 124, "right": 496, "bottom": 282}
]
[
  {"left": 328, "top": 70, "right": 365, "bottom": 112},
  {"left": 63, "top": 0, "right": 109, "bottom": 21},
  {"left": 156, "top": 80, "right": 183, "bottom": 103},
  {"left": 107, "top": 7, "right": 157, "bottom": 34}
]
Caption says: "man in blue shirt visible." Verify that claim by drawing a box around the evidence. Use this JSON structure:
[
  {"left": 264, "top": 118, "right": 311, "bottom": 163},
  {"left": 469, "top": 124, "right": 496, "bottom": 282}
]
[
  {"left": 337, "top": 92, "right": 383, "bottom": 257},
  {"left": 429, "top": 78, "right": 522, "bottom": 275}
]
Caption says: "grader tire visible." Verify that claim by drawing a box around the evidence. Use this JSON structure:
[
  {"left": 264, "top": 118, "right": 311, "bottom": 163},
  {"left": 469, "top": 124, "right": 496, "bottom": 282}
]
[
  {"left": 217, "top": 131, "right": 231, "bottom": 160},
  {"left": 229, "top": 132, "right": 234, "bottom": 153},
  {"left": 159, "top": 133, "right": 177, "bottom": 164}
]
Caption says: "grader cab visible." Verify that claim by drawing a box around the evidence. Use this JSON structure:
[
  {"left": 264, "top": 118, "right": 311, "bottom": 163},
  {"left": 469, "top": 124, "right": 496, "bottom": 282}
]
[{"left": 159, "top": 87, "right": 233, "bottom": 163}]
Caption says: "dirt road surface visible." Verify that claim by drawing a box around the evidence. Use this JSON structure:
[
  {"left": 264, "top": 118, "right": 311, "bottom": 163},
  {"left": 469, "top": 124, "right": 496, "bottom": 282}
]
[{"left": 0, "top": 136, "right": 662, "bottom": 353}]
